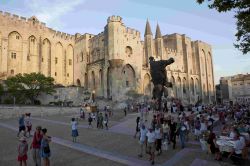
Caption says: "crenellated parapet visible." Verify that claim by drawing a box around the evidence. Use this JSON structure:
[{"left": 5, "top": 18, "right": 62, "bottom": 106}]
[
  {"left": 125, "top": 27, "right": 140, "bottom": 38},
  {"left": 0, "top": 11, "right": 75, "bottom": 41},
  {"left": 0, "top": 11, "right": 46, "bottom": 27},
  {"left": 107, "top": 15, "right": 122, "bottom": 23},
  {"left": 165, "top": 48, "right": 177, "bottom": 55}
]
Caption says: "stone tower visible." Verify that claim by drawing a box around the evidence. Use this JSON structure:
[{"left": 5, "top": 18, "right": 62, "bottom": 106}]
[
  {"left": 144, "top": 20, "right": 153, "bottom": 67},
  {"left": 155, "top": 23, "right": 163, "bottom": 60}
]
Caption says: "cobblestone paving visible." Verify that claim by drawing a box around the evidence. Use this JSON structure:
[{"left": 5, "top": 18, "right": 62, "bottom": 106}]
[{"left": 0, "top": 109, "right": 248, "bottom": 166}]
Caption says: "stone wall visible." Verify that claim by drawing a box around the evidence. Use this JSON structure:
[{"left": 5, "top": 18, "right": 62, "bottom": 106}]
[
  {"left": 0, "top": 106, "right": 80, "bottom": 119},
  {"left": 37, "top": 87, "right": 90, "bottom": 106}
]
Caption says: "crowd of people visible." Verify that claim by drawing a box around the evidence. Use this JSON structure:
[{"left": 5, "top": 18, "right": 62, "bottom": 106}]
[
  {"left": 17, "top": 114, "right": 51, "bottom": 166},
  {"left": 15, "top": 100, "right": 250, "bottom": 166},
  {"left": 131, "top": 99, "right": 250, "bottom": 165}
]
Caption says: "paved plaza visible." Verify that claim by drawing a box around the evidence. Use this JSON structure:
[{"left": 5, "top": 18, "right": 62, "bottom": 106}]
[{"left": 0, "top": 107, "right": 248, "bottom": 166}]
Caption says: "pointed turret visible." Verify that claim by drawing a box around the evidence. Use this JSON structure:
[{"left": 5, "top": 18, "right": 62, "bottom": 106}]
[
  {"left": 155, "top": 23, "right": 162, "bottom": 39},
  {"left": 144, "top": 19, "right": 153, "bottom": 36}
]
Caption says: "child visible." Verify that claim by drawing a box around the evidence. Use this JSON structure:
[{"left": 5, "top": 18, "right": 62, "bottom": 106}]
[
  {"left": 71, "top": 118, "right": 79, "bottom": 142},
  {"left": 25, "top": 114, "right": 32, "bottom": 137},
  {"left": 17, "top": 136, "right": 28, "bottom": 166}
]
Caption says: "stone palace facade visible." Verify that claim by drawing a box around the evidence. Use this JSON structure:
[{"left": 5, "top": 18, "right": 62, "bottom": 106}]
[
  {"left": 219, "top": 74, "right": 250, "bottom": 104},
  {"left": 0, "top": 12, "right": 215, "bottom": 103}
]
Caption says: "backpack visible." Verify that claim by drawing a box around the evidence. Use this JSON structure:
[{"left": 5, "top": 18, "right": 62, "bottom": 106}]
[{"left": 88, "top": 117, "right": 92, "bottom": 122}]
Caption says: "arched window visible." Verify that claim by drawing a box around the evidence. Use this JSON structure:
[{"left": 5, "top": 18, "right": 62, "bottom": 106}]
[
  {"left": 190, "top": 78, "right": 194, "bottom": 94},
  {"left": 183, "top": 77, "right": 187, "bottom": 94},
  {"left": 125, "top": 46, "right": 133, "bottom": 57}
]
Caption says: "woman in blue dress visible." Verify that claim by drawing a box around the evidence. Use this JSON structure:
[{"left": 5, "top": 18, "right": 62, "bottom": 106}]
[{"left": 40, "top": 128, "right": 51, "bottom": 166}]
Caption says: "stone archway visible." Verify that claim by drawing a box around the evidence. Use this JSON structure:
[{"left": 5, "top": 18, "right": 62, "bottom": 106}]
[
  {"left": 41, "top": 38, "right": 51, "bottom": 76},
  {"left": 143, "top": 73, "right": 151, "bottom": 96},
  {"left": 107, "top": 67, "right": 112, "bottom": 98},
  {"left": 121, "top": 64, "right": 136, "bottom": 88},
  {"left": 84, "top": 73, "right": 88, "bottom": 88},
  {"left": 171, "top": 76, "right": 176, "bottom": 97},
  {"left": 8, "top": 31, "right": 23, "bottom": 75},
  {"left": 76, "top": 79, "right": 81, "bottom": 86},
  {"left": 91, "top": 71, "right": 96, "bottom": 90},
  {"left": 190, "top": 77, "right": 195, "bottom": 95},
  {"left": 28, "top": 35, "right": 38, "bottom": 73},
  {"left": 177, "top": 77, "right": 182, "bottom": 98}
]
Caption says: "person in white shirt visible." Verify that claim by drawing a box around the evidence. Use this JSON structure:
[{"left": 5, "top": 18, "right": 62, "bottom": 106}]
[
  {"left": 146, "top": 128, "right": 156, "bottom": 165},
  {"left": 229, "top": 127, "right": 237, "bottom": 139},
  {"left": 138, "top": 125, "right": 148, "bottom": 158},
  {"left": 162, "top": 120, "right": 170, "bottom": 143},
  {"left": 200, "top": 119, "right": 207, "bottom": 133},
  {"left": 229, "top": 133, "right": 244, "bottom": 164},
  {"left": 71, "top": 118, "right": 79, "bottom": 142},
  {"left": 184, "top": 119, "right": 190, "bottom": 141}
]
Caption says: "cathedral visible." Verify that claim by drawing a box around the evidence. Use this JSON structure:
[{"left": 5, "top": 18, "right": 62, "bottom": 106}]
[{"left": 0, "top": 12, "right": 215, "bottom": 103}]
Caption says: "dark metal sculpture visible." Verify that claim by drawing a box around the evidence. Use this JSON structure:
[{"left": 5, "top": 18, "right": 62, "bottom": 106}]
[{"left": 149, "top": 56, "right": 175, "bottom": 111}]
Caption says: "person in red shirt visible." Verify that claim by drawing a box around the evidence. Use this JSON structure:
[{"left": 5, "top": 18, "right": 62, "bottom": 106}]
[{"left": 30, "top": 126, "right": 42, "bottom": 166}]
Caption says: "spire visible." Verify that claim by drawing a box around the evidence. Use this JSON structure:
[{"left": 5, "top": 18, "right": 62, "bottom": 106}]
[
  {"left": 155, "top": 23, "right": 162, "bottom": 39},
  {"left": 144, "top": 19, "right": 153, "bottom": 36}
]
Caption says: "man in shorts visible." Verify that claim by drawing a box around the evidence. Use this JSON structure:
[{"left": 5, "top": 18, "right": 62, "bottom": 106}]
[
  {"left": 17, "top": 114, "right": 26, "bottom": 137},
  {"left": 138, "top": 125, "right": 147, "bottom": 157},
  {"left": 146, "top": 127, "right": 156, "bottom": 165}
]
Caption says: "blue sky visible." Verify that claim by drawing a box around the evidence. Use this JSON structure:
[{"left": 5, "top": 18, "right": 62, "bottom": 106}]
[{"left": 0, "top": 0, "right": 249, "bottom": 83}]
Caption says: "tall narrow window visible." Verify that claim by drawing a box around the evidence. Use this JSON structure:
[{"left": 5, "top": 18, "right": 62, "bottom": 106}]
[
  {"left": 55, "top": 57, "right": 58, "bottom": 64},
  {"left": 69, "top": 59, "right": 72, "bottom": 65}
]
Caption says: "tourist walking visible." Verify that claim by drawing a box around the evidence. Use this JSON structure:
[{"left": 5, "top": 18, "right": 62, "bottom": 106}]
[
  {"left": 17, "top": 114, "right": 26, "bottom": 137},
  {"left": 88, "top": 113, "right": 93, "bottom": 128},
  {"left": 98, "top": 113, "right": 104, "bottom": 129},
  {"left": 169, "top": 118, "right": 177, "bottom": 149},
  {"left": 184, "top": 118, "right": 190, "bottom": 142},
  {"left": 104, "top": 113, "right": 109, "bottom": 130},
  {"left": 146, "top": 127, "right": 156, "bottom": 165},
  {"left": 30, "top": 126, "right": 42, "bottom": 166},
  {"left": 194, "top": 117, "right": 201, "bottom": 140},
  {"left": 179, "top": 120, "right": 187, "bottom": 149},
  {"left": 151, "top": 115, "right": 157, "bottom": 130},
  {"left": 162, "top": 120, "right": 170, "bottom": 143},
  {"left": 155, "top": 124, "right": 163, "bottom": 155},
  {"left": 25, "top": 114, "right": 32, "bottom": 137},
  {"left": 138, "top": 124, "right": 147, "bottom": 158},
  {"left": 71, "top": 118, "right": 79, "bottom": 142},
  {"left": 40, "top": 128, "right": 51, "bottom": 166},
  {"left": 124, "top": 107, "right": 127, "bottom": 116},
  {"left": 134, "top": 117, "right": 140, "bottom": 138},
  {"left": 17, "top": 135, "right": 28, "bottom": 166}
]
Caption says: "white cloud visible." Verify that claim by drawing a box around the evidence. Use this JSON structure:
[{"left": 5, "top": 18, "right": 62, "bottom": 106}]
[{"left": 26, "top": 0, "right": 86, "bottom": 28}]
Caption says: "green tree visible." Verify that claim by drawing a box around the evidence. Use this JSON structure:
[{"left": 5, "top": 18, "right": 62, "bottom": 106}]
[
  {"left": 5, "top": 73, "right": 55, "bottom": 104},
  {"left": 5, "top": 74, "right": 26, "bottom": 103},
  {"left": 197, "top": 0, "right": 250, "bottom": 54}
]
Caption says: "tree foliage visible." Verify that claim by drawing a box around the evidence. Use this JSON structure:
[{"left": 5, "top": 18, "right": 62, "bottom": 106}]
[
  {"left": 197, "top": 0, "right": 250, "bottom": 54},
  {"left": 5, "top": 73, "right": 55, "bottom": 104}
]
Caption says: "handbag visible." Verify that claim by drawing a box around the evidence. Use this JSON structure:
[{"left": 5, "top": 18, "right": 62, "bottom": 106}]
[{"left": 43, "top": 145, "right": 50, "bottom": 154}]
